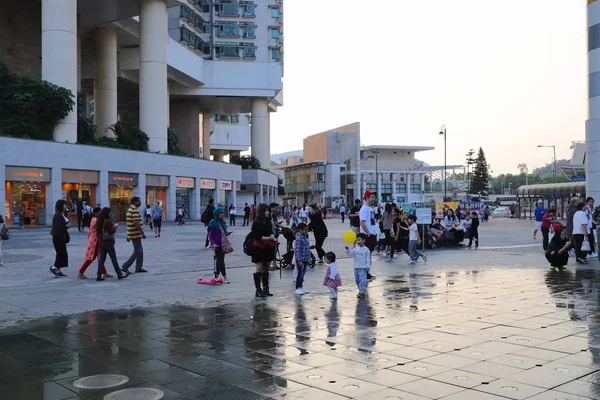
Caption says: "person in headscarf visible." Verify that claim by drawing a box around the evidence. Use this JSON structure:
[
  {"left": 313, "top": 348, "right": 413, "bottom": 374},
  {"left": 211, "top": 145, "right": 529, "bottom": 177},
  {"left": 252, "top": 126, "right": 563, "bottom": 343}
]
[
  {"left": 545, "top": 225, "right": 572, "bottom": 271},
  {"left": 208, "top": 207, "right": 231, "bottom": 283}
]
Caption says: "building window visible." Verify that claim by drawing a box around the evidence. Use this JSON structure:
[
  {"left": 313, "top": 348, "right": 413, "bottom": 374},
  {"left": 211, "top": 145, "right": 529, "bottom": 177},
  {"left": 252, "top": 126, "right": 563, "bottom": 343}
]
[
  {"left": 241, "top": 1, "right": 256, "bottom": 17},
  {"left": 270, "top": 48, "right": 280, "bottom": 60},
  {"left": 215, "top": 42, "right": 239, "bottom": 58},
  {"left": 195, "top": 0, "right": 210, "bottom": 13},
  {"left": 230, "top": 114, "right": 240, "bottom": 123},
  {"left": 246, "top": 115, "right": 252, "bottom": 125},
  {"left": 241, "top": 43, "right": 256, "bottom": 59},
  {"left": 271, "top": 28, "right": 280, "bottom": 39},
  {"left": 397, "top": 184, "right": 407, "bottom": 194},
  {"left": 215, "top": 21, "right": 239, "bottom": 37},
  {"left": 240, "top": 23, "right": 255, "bottom": 38},
  {"left": 214, "top": 114, "right": 230, "bottom": 122},
  {"left": 215, "top": 2, "right": 239, "bottom": 17},
  {"left": 271, "top": 7, "right": 279, "bottom": 18},
  {"left": 410, "top": 184, "right": 421, "bottom": 193},
  {"left": 180, "top": 27, "right": 210, "bottom": 54}
]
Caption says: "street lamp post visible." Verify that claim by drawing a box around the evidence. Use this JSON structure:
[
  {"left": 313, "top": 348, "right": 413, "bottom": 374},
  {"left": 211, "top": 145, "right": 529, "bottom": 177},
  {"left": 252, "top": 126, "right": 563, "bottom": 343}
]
[
  {"left": 439, "top": 125, "right": 447, "bottom": 201},
  {"left": 537, "top": 145, "right": 557, "bottom": 183},
  {"left": 374, "top": 151, "right": 380, "bottom": 202}
]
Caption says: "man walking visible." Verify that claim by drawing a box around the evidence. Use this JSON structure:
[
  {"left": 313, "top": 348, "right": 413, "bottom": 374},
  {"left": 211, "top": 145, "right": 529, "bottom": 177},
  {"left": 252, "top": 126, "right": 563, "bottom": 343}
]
[
  {"left": 243, "top": 203, "right": 251, "bottom": 226},
  {"left": 339, "top": 204, "right": 346, "bottom": 223},
  {"left": 122, "top": 196, "right": 147, "bottom": 273},
  {"left": 359, "top": 191, "right": 377, "bottom": 281},
  {"left": 566, "top": 197, "right": 580, "bottom": 256}
]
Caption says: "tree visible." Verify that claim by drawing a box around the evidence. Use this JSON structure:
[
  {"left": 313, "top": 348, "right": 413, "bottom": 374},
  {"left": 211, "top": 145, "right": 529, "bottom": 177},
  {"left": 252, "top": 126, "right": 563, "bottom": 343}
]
[
  {"left": 230, "top": 154, "right": 262, "bottom": 169},
  {"left": 470, "top": 147, "right": 489, "bottom": 193}
]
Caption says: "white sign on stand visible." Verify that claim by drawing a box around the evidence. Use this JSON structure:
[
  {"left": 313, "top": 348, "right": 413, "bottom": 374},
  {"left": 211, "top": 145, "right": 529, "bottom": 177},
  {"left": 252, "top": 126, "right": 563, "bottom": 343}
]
[{"left": 416, "top": 208, "right": 432, "bottom": 254}]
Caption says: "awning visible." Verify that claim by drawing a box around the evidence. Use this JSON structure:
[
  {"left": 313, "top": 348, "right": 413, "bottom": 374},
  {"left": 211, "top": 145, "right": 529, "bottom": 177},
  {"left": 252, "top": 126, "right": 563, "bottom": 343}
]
[{"left": 516, "top": 182, "right": 586, "bottom": 197}]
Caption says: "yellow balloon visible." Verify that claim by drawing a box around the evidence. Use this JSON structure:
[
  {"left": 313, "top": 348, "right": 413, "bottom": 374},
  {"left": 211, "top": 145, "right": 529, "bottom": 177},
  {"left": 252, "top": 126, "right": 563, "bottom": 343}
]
[{"left": 343, "top": 230, "right": 357, "bottom": 245}]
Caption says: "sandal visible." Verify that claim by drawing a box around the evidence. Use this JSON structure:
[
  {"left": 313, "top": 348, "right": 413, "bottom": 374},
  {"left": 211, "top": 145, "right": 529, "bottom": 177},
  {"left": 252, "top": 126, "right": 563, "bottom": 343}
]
[{"left": 78, "top": 273, "right": 88, "bottom": 280}]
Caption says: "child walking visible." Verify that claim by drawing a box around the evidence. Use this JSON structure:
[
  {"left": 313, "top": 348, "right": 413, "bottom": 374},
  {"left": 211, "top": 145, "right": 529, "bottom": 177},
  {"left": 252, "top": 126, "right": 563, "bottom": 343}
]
[
  {"left": 294, "top": 223, "right": 311, "bottom": 295},
  {"left": 467, "top": 211, "right": 479, "bottom": 248},
  {"left": 323, "top": 252, "right": 342, "bottom": 299},
  {"left": 208, "top": 207, "right": 232, "bottom": 283},
  {"left": 407, "top": 215, "right": 427, "bottom": 265},
  {"left": 345, "top": 233, "right": 371, "bottom": 298}
]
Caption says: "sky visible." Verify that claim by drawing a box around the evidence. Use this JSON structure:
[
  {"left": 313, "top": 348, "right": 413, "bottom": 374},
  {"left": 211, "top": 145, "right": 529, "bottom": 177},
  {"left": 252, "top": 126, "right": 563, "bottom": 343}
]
[{"left": 269, "top": 0, "right": 588, "bottom": 175}]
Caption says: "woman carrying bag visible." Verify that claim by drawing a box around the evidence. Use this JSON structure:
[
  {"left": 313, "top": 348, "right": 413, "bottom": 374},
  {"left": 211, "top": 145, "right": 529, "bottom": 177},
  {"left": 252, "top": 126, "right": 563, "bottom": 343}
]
[
  {"left": 208, "top": 207, "right": 233, "bottom": 283},
  {"left": 49, "top": 200, "right": 70, "bottom": 277}
]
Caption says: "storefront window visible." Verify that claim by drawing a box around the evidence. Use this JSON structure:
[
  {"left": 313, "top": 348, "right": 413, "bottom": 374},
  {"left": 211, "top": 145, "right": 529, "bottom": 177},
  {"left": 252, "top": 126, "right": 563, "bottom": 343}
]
[
  {"left": 4, "top": 182, "right": 47, "bottom": 226},
  {"left": 109, "top": 185, "right": 134, "bottom": 222},
  {"left": 176, "top": 188, "right": 192, "bottom": 219},
  {"left": 62, "top": 183, "right": 96, "bottom": 223},
  {"left": 146, "top": 187, "right": 167, "bottom": 217}
]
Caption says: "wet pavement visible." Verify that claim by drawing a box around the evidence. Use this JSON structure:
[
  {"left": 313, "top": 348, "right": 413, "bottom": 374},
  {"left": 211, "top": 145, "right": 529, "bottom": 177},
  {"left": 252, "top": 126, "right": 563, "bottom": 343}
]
[{"left": 2, "top": 264, "right": 600, "bottom": 399}]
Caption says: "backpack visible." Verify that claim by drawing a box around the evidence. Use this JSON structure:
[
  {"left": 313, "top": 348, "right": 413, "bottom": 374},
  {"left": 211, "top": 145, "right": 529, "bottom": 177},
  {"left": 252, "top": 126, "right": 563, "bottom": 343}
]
[
  {"left": 201, "top": 209, "right": 212, "bottom": 224},
  {"left": 0, "top": 225, "right": 9, "bottom": 241},
  {"left": 243, "top": 232, "right": 254, "bottom": 256}
]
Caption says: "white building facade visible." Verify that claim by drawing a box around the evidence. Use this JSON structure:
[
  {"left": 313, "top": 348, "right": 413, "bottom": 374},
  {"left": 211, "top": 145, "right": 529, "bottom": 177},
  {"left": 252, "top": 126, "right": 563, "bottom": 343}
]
[{"left": 0, "top": 0, "right": 282, "bottom": 224}]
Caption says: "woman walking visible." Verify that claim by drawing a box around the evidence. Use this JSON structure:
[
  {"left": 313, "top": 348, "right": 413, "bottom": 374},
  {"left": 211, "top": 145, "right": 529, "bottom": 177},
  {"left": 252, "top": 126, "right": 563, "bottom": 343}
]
[
  {"left": 251, "top": 203, "right": 278, "bottom": 297},
  {"left": 208, "top": 207, "right": 232, "bottom": 283},
  {"left": 308, "top": 204, "right": 328, "bottom": 264},
  {"left": 78, "top": 207, "right": 110, "bottom": 279},
  {"left": 381, "top": 203, "right": 394, "bottom": 255},
  {"left": 96, "top": 207, "right": 129, "bottom": 281},
  {"left": 49, "top": 200, "right": 70, "bottom": 277},
  {"left": 0, "top": 214, "right": 6, "bottom": 268}
]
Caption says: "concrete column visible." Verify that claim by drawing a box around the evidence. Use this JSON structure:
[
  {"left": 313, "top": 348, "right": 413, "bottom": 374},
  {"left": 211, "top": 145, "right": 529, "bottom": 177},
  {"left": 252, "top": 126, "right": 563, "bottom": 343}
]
[
  {"left": 167, "top": 175, "right": 177, "bottom": 222},
  {"left": 192, "top": 178, "right": 202, "bottom": 220},
  {"left": 362, "top": 174, "right": 367, "bottom": 198},
  {"left": 42, "top": 0, "right": 77, "bottom": 143},
  {"left": 251, "top": 98, "right": 270, "bottom": 170},
  {"left": 166, "top": 81, "right": 170, "bottom": 126},
  {"left": 134, "top": 173, "right": 147, "bottom": 204},
  {"left": 98, "top": 170, "right": 109, "bottom": 207},
  {"left": 407, "top": 173, "right": 411, "bottom": 197},
  {"left": 376, "top": 173, "right": 382, "bottom": 203},
  {"left": 46, "top": 168, "right": 63, "bottom": 225},
  {"left": 94, "top": 28, "right": 118, "bottom": 138},
  {"left": 139, "top": 0, "right": 168, "bottom": 153},
  {"left": 587, "top": 1, "right": 600, "bottom": 200},
  {"left": 430, "top": 171, "right": 434, "bottom": 193},
  {"left": 77, "top": 18, "right": 81, "bottom": 91},
  {"left": 420, "top": 174, "right": 425, "bottom": 198},
  {"left": 231, "top": 182, "right": 237, "bottom": 208},
  {"left": 215, "top": 179, "right": 221, "bottom": 205},
  {"left": 202, "top": 113, "right": 211, "bottom": 158},
  {"left": 391, "top": 173, "right": 397, "bottom": 202},
  {"left": 259, "top": 184, "right": 264, "bottom": 204}
]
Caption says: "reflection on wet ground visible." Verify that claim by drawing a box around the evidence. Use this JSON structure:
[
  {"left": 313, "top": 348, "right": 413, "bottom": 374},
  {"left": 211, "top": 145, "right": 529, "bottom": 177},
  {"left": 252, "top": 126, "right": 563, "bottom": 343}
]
[{"left": 2, "top": 267, "right": 600, "bottom": 399}]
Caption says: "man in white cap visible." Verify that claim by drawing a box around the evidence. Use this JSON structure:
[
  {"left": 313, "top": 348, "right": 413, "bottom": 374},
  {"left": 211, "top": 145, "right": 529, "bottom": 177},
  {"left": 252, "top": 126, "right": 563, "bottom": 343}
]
[{"left": 533, "top": 199, "right": 545, "bottom": 240}]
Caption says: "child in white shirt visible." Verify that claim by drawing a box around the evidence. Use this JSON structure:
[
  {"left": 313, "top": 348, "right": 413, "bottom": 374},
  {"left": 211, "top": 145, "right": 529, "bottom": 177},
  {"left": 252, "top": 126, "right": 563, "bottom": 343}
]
[
  {"left": 323, "top": 252, "right": 342, "bottom": 299},
  {"left": 407, "top": 215, "right": 427, "bottom": 265},
  {"left": 345, "top": 233, "right": 371, "bottom": 298}
]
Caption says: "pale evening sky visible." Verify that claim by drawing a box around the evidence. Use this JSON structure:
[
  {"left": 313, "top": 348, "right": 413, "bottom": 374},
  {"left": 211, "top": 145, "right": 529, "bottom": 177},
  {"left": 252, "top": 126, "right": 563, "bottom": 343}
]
[{"left": 269, "top": 0, "right": 587, "bottom": 174}]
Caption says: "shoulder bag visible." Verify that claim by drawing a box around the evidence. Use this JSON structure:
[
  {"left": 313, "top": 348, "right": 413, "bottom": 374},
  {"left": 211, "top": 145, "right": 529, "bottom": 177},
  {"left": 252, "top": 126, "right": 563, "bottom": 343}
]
[{"left": 220, "top": 226, "right": 234, "bottom": 254}]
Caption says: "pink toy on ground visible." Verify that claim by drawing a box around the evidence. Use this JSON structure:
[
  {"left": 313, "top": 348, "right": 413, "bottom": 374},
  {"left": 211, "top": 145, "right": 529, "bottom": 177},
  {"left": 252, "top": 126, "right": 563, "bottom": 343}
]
[{"left": 197, "top": 277, "right": 224, "bottom": 285}]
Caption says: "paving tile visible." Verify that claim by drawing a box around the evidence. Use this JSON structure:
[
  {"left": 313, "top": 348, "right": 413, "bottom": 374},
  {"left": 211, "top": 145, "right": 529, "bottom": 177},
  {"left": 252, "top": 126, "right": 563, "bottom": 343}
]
[
  {"left": 473, "top": 379, "right": 547, "bottom": 399},
  {"left": 390, "top": 361, "right": 452, "bottom": 378},
  {"left": 396, "top": 377, "right": 466, "bottom": 398},
  {"left": 429, "top": 369, "right": 497, "bottom": 388}
]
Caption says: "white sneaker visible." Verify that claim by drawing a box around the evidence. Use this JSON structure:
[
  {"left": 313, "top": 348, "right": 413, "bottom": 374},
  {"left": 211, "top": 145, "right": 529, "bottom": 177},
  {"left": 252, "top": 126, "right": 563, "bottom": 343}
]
[
  {"left": 423, "top": 254, "right": 428, "bottom": 263},
  {"left": 295, "top": 288, "right": 305, "bottom": 295},
  {"left": 301, "top": 288, "right": 310, "bottom": 294},
  {"left": 408, "top": 260, "right": 416, "bottom": 265},
  {"left": 592, "top": 252, "right": 598, "bottom": 258},
  {"left": 569, "top": 249, "right": 576, "bottom": 257},
  {"left": 0, "top": 262, "right": 4, "bottom": 268}
]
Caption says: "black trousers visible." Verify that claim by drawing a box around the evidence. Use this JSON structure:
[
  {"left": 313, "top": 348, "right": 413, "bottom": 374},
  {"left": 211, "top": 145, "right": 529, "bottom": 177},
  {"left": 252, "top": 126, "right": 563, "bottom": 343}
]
[
  {"left": 541, "top": 227, "right": 550, "bottom": 251},
  {"left": 214, "top": 247, "right": 226, "bottom": 277},
  {"left": 52, "top": 235, "right": 68, "bottom": 268},
  {"left": 314, "top": 233, "right": 327, "bottom": 259},
  {"left": 77, "top": 215, "right": 82, "bottom": 231},
  {"left": 243, "top": 215, "right": 250, "bottom": 226},
  {"left": 573, "top": 234, "right": 587, "bottom": 260},
  {"left": 468, "top": 228, "right": 479, "bottom": 247},
  {"left": 340, "top": 212, "right": 345, "bottom": 223},
  {"left": 229, "top": 215, "right": 236, "bottom": 226}
]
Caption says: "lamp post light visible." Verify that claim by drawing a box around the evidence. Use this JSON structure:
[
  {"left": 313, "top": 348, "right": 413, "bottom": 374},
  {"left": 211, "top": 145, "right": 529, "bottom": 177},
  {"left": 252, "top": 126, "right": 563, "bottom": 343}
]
[
  {"left": 439, "top": 125, "right": 447, "bottom": 201},
  {"left": 537, "top": 145, "right": 557, "bottom": 183}
]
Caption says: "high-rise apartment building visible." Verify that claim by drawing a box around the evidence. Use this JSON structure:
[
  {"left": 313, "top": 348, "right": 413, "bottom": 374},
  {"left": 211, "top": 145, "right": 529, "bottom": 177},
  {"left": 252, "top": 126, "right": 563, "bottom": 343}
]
[{"left": 0, "top": 0, "right": 282, "bottom": 226}]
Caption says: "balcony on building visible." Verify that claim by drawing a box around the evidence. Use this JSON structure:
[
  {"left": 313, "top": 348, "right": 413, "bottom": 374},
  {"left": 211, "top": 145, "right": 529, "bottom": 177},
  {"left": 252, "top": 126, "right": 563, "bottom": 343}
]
[{"left": 215, "top": 1, "right": 240, "bottom": 17}]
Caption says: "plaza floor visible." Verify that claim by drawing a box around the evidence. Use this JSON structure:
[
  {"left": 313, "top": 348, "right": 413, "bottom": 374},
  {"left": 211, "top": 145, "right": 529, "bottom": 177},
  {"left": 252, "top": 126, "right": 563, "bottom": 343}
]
[{"left": 1, "top": 217, "right": 600, "bottom": 399}]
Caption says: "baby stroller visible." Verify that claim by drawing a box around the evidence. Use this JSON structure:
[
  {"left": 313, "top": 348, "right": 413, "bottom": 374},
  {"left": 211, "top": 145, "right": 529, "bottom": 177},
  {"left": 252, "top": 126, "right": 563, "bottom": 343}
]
[{"left": 278, "top": 226, "right": 316, "bottom": 269}]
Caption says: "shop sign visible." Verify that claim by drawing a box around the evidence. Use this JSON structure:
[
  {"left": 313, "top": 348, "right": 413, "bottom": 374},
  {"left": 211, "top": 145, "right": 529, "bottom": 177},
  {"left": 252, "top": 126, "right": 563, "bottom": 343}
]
[
  {"left": 108, "top": 172, "right": 138, "bottom": 186},
  {"left": 146, "top": 174, "right": 169, "bottom": 187},
  {"left": 200, "top": 179, "right": 216, "bottom": 189},
  {"left": 6, "top": 166, "right": 51, "bottom": 182},
  {"left": 176, "top": 177, "right": 195, "bottom": 189},
  {"left": 220, "top": 180, "right": 233, "bottom": 190}
]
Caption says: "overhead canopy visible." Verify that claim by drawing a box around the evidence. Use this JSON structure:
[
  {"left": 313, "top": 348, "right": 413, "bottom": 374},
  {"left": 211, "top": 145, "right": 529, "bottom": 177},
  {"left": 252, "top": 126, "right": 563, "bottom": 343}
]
[{"left": 516, "top": 182, "right": 586, "bottom": 197}]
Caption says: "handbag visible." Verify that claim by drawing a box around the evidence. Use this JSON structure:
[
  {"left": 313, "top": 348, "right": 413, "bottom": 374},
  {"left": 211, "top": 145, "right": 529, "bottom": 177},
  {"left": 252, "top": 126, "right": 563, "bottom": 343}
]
[
  {"left": 103, "top": 231, "right": 115, "bottom": 241},
  {"left": 582, "top": 237, "right": 591, "bottom": 252},
  {"left": 64, "top": 230, "right": 71, "bottom": 244},
  {"left": 220, "top": 226, "right": 234, "bottom": 254}
]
